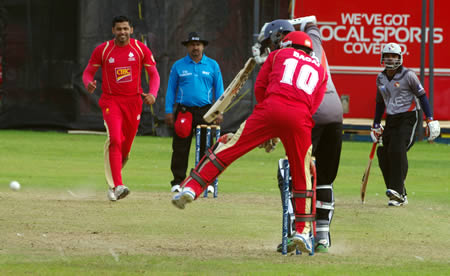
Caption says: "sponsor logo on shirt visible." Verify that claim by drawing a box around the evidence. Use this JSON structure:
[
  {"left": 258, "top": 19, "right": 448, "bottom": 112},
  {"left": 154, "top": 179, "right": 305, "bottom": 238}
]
[
  {"left": 202, "top": 71, "right": 211, "bottom": 75},
  {"left": 109, "top": 57, "right": 115, "bottom": 63},
  {"left": 180, "top": 70, "right": 192, "bottom": 77},
  {"left": 128, "top": 52, "right": 136, "bottom": 61},
  {"left": 394, "top": 82, "right": 400, "bottom": 88},
  {"left": 115, "top": 66, "right": 132, "bottom": 83}
]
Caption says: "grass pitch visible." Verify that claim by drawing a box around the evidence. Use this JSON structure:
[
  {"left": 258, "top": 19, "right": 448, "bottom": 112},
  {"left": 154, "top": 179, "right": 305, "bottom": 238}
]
[{"left": 0, "top": 130, "right": 449, "bottom": 275}]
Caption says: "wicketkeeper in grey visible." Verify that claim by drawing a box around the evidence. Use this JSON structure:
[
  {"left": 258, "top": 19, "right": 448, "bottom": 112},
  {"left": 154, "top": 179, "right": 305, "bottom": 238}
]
[{"left": 370, "top": 42, "right": 440, "bottom": 206}]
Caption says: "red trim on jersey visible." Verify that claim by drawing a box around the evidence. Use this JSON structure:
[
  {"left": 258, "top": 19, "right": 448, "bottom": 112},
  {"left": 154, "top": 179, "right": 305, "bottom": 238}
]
[{"left": 408, "top": 101, "right": 416, "bottom": 111}]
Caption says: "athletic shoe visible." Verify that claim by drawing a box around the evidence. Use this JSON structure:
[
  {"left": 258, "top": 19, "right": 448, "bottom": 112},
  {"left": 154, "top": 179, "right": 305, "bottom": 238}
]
[
  {"left": 386, "top": 189, "right": 406, "bottom": 204},
  {"left": 107, "top": 188, "right": 117, "bottom": 201},
  {"left": 315, "top": 239, "right": 329, "bottom": 253},
  {"left": 276, "top": 237, "right": 296, "bottom": 253},
  {"left": 172, "top": 187, "right": 195, "bottom": 209},
  {"left": 114, "top": 185, "right": 130, "bottom": 200},
  {"left": 388, "top": 195, "right": 408, "bottom": 207},
  {"left": 207, "top": 185, "right": 214, "bottom": 194},
  {"left": 292, "top": 231, "right": 314, "bottom": 255},
  {"left": 171, "top": 184, "right": 181, "bottom": 193}
]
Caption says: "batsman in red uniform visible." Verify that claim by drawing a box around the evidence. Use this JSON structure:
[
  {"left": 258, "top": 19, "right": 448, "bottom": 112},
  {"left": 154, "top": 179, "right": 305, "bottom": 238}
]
[
  {"left": 172, "top": 31, "right": 327, "bottom": 254},
  {"left": 83, "top": 16, "right": 160, "bottom": 201}
]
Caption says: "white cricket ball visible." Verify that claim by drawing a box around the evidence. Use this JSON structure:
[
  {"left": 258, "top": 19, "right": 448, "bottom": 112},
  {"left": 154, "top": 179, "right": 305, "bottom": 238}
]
[{"left": 10, "top": 181, "right": 21, "bottom": 191}]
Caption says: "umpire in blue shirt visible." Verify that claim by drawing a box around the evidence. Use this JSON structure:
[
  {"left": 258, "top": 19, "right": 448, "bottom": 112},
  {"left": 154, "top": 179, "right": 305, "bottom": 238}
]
[{"left": 165, "top": 32, "right": 224, "bottom": 193}]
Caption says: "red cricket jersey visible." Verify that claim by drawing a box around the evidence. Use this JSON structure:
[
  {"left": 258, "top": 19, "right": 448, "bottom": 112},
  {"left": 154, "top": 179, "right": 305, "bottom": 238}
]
[
  {"left": 87, "top": 38, "right": 156, "bottom": 96},
  {"left": 255, "top": 48, "right": 327, "bottom": 116}
]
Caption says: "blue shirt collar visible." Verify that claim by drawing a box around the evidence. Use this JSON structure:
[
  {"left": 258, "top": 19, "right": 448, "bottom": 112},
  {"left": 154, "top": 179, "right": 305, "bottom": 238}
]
[{"left": 185, "top": 54, "right": 206, "bottom": 64}]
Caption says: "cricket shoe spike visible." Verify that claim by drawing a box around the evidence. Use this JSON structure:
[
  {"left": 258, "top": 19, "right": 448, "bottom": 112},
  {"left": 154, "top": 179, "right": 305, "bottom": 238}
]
[
  {"left": 386, "top": 189, "right": 406, "bottom": 204},
  {"left": 293, "top": 231, "right": 315, "bottom": 255},
  {"left": 114, "top": 185, "right": 130, "bottom": 200},
  {"left": 172, "top": 187, "right": 196, "bottom": 209}
]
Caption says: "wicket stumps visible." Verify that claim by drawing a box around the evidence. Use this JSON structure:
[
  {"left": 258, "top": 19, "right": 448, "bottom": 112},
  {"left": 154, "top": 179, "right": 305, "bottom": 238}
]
[
  {"left": 281, "top": 159, "right": 305, "bottom": 256},
  {"left": 195, "top": 124, "right": 220, "bottom": 198},
  {"left": 281, "top": 159, "right": 290, "bottom": 255}
]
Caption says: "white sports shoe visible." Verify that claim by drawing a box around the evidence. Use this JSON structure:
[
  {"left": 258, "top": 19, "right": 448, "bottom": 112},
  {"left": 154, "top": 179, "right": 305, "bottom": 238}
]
[
  {"left": 114, "top": 185, "right": 130, "bottom": 200},
  {"left": 207, "top": 185, "right": 214, "bottom": 194},
  {"left": 386, "top": 189, "right": 407, "bottom": 206},
  {"left": 172, "top": 187, "right": 196, "bottom": 209},
  {"left": 388, "top": 195, "right": 408, "bottom": 206},
  {"left": 171, "top": 184, "right": 181, "bottom": 193},
  {"left": 292, "top": 231, "right": 314, "bottom": 255},
  {"left": 107, "top": 188, "right": 117, "bottom": 201}
]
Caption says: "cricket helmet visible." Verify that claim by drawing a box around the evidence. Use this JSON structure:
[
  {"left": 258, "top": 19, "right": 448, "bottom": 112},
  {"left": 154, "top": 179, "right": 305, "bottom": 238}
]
[
  {"left": 280, "top": 31, "right": 313, "bottom": 51},
  {"left": 381, "top": 43, "right": 402, "bottom": 70},
  {"left": 174, "top": 111, "right": 193, "bottom": 138},
  {"left": 263, "top": 19, "right": 295, "bottom": 47}
]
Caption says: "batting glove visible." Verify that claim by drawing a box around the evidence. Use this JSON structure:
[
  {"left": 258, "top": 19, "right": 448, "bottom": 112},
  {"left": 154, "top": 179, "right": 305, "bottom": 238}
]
[
  {"left": 426, "top": 118, "right": 440, "bottom": 141},
  {"left": 370, "top": 123, "right": 383, "bottom": 143},
  {"left": 252, "top": 43, "right": 268, "bottom": 65},
  {"left": 258, "top": 138, "right": 280, "bottom": 153},
  {"left": 289, "top": 15, "right": 317, "bottom": 32}
]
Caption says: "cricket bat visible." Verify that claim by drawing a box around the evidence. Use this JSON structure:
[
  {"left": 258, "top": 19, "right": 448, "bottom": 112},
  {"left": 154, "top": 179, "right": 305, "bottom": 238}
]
[
  {"left": 360, "top": 142, "right": 378, "bottom": 204},
  {"left": 203, "top": 57, "right": 256, "bottom": 123}
]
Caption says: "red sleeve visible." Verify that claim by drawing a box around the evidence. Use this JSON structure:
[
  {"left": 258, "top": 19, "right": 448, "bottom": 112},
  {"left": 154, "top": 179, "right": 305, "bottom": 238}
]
[
  {"left": 254, "top": 51, "right": 274, "bottom": 103},
  {"left": 145, "top": 65, "right": 160, "bottom": 98},
  {"left": 82, "top": 63, "right": 99, "bottom": 89},
  {"left": 139, "top": 40, "right": 156, "bottom": 67},
  {"left": 311, "top": 70, "right": 328, "bottom": 114},
  {"left": 138, "top": 41, "right": 159, "bottom": 97},
  {"left": 82, "top": 44, "right": 103, "bottom": 89}
]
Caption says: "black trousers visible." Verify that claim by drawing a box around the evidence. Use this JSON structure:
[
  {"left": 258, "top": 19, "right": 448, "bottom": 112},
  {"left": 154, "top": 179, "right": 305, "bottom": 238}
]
[
  {"left": 170, "top": 104, "right": 213, "bottom": 186},
  {"left": 312, "top": 122, "right": 343, "bottom": 186},
  {"left": 312, "top": 122, "right": 342, "bottom": 220},
  {"left": 377, "top": 111, "right": 418, "bottom": 195}
]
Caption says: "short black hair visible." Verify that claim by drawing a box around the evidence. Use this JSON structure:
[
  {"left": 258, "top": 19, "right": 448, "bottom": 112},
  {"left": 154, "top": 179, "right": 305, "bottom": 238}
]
[{"left": 112, "top": 16, "right": 132, "bottom": 27}]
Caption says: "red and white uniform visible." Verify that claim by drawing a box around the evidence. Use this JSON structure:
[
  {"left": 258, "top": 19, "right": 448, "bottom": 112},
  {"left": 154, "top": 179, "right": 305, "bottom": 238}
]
[
  {"left": 83, "top": 38, "right": 159, "bottom": 188},
  {"left": 182, "top": 48, "right": 327, "bottom": 234}
]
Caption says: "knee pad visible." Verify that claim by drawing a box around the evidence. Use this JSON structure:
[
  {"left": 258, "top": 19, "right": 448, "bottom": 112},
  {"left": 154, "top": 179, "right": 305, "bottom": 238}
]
[
  {"left": 183, "top": 137, "right": 229, "bottom": 193},
  {"left": 188, "top": 147, "right": 227, "bottom": 189},
  {"left": 293, "top": 159, "right": 317, "bottom": 234},
  {"left": 316, "top": 183, "right": 335, "bottom": 246},
  {"left": 280, "top": 158, "right": 318, "bottom": 236}
]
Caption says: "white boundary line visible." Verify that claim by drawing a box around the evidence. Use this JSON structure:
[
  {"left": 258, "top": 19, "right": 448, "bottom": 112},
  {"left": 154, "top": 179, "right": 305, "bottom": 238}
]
[{"left": 68, "top": 130, "right": 107, "bottom": 135}]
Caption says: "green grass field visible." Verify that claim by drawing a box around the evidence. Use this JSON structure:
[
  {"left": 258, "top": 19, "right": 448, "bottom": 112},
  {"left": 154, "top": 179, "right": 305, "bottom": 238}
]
[{"left": 0, "top": 130, "right": 449, "bottom": 275}]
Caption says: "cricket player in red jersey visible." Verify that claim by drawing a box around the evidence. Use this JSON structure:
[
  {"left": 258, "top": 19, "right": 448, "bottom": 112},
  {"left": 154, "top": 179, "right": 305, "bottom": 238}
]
[
  {"left": 172, "top": 31, "right": 327, "bottom": 254},
  {"left": 83, "top": 15, "right": 160, "bottom": 201}
]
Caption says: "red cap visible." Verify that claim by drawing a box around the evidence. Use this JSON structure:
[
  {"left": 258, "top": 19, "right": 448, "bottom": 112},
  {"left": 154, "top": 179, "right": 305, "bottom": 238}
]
[{"left": 174, "top": 111, "right": 193, "bottom": 138}]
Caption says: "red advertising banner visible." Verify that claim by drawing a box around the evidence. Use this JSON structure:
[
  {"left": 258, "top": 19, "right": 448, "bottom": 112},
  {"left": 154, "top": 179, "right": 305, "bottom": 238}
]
[{"left": 293, "top": 0, "right": 450, "bottom": 119}]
